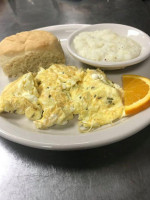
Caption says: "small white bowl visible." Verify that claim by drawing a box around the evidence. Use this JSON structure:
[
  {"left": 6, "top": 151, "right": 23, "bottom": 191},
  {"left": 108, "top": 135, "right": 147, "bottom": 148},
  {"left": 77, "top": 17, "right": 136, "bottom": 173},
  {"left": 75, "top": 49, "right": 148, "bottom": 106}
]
[{"left": 67, "top": 23, "right": 150, "bottom": 70}]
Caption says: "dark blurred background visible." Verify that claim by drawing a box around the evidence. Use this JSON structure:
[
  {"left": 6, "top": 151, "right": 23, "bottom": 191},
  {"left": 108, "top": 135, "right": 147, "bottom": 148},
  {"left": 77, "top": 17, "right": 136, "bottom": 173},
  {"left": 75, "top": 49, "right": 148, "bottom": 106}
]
[{"left": 0, "top": 0, "right": 149, "bottom": 40}]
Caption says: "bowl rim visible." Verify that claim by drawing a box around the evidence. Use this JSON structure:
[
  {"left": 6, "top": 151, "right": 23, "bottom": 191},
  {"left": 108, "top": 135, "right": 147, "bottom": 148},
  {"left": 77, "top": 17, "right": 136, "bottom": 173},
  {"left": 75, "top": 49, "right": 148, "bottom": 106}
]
[{"left": 67, "top": 23, "right": 150, "bottom": 70}]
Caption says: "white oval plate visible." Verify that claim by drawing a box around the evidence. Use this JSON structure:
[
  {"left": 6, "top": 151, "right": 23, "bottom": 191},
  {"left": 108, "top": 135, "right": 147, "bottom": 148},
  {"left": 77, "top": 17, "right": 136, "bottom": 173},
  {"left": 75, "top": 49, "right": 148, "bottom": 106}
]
[
  {"left": 0, "top": 24, "right": 150, "bottom": 150},
  {"left": 67, "top": 23, "right": 150, "bottom": 70}
]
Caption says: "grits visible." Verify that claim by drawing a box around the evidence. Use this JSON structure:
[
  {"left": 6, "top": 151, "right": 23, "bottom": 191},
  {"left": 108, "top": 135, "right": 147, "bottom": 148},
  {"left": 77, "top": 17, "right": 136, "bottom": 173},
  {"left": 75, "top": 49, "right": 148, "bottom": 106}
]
[{"left": 73, "top": 29, "right": 141, "bottom": 62}]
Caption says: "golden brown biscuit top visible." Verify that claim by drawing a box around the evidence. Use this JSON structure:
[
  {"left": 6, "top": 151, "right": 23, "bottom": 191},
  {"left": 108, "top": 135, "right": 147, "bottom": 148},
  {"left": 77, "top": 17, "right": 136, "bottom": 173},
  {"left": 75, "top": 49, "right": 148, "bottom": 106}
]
[{"left": 0, "top": 30, "right": 58, "bottom": 56}]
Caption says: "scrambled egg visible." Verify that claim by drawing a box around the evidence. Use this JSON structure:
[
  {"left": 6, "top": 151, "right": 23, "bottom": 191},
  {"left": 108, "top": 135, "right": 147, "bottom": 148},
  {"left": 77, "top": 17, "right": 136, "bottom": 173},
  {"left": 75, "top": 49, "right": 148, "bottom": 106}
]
[
  {"left": 0, "top": 64, "right": 124, "bottom": 131},
  {"left": 0, "top": 72, "right": 42, "bottom": 120},
  {"left": 70, "top": 69, "right": 124, "bottom": 129},
  {"left": 34, "top": 64, "right": 83, "bottom": 129}
]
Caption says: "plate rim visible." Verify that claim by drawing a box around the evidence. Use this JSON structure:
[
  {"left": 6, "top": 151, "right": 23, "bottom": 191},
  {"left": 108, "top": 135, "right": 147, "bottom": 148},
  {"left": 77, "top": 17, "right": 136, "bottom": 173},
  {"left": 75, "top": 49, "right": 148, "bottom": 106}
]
[{"left": 0, "top": 24, "right": 150, "bottom": 150}]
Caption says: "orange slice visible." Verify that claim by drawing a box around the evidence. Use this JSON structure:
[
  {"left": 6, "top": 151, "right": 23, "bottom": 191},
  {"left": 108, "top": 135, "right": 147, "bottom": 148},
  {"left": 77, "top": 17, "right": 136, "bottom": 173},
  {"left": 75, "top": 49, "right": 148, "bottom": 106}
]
[{"left": 122, "top": 74, "right": 150, "bottom": 115}]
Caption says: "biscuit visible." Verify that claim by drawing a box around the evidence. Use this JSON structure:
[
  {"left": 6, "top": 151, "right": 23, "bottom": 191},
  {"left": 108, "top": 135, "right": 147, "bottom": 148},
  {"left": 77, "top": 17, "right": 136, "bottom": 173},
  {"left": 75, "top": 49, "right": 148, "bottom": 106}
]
[{"left": 0, "top": 30, "right": 65, "bottom": 77}]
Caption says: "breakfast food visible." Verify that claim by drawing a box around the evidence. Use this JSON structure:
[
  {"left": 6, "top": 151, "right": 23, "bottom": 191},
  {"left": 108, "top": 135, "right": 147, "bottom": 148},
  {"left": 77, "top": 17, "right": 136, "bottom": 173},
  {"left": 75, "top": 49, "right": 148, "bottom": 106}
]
[
  {"left": 0, "top": 30, "right": 65, "bottom": 77},
  {"left": 34, "top": 64, "right": 84, "bottom": 129},
  {"left": 0, "top": 64, "right": 124, "bottom": 131},
  {"left": 70, "top": 69, "right": 124, "bottom": 129},
  {"left": 73, "top": 29, "right": 141, "bottom": 62},
  {"left": 122, "top": 74, "right": 150, "bottom": 115},
  {"left": 0, "top": 72, "right": 42, "bottom": 120}
]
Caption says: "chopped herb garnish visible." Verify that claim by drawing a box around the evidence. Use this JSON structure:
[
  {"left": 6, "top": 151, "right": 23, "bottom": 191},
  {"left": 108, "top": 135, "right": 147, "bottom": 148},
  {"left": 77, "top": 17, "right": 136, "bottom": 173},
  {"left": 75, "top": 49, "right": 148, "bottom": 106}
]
[
  {"left": 94, "top": 95, "right": 96, "bottom": 98},
  {"left": 97, "top": 97, "right": 102, "bottom": 99},
  {"left": 37, "top": 81, "right": 41, "bottom": 85},
  {"left": 91, "top": 86, "right": 95, "bottom": 89},
  {"left": 107, "top": 97, "right": 114, "bottom": 105},
  {"left": 48, "top": 95, "right": 51, "bottom": 98},
  {"left": 107, "top": 97, "right": 113, "bottom": 100}
]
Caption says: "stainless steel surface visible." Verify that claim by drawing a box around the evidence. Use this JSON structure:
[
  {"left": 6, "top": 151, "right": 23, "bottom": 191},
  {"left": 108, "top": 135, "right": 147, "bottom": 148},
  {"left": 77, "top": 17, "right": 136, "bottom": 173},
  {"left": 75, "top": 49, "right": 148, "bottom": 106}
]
[{"left": 0, "top": 0, "right": 150, "bottom": 199}]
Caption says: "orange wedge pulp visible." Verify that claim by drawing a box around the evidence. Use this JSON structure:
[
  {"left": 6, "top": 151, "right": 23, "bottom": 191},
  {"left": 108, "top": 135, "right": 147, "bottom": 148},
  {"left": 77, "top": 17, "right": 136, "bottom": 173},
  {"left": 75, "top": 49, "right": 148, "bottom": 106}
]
[{"left": 122, "top": 74, "right": 150, "bottom": 115}]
